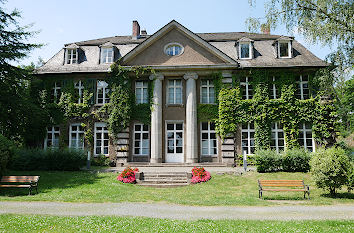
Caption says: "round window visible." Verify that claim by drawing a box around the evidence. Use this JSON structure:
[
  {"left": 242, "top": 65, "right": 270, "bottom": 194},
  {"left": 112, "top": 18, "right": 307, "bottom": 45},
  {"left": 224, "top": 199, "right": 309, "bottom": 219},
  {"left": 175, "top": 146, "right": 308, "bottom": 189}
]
[{"left": 164, "top": 43, "right": 184, "bottom": 56}]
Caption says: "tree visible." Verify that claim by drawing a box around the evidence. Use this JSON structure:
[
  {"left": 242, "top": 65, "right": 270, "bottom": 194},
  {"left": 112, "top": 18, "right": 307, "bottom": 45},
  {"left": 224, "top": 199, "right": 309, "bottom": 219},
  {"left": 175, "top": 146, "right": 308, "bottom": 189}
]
[
  {"left": 0, "top": 0, "right": 43, "bottom": 143},
  {"left": 246, "top": 0, "right": 353, "bottom": 68}
]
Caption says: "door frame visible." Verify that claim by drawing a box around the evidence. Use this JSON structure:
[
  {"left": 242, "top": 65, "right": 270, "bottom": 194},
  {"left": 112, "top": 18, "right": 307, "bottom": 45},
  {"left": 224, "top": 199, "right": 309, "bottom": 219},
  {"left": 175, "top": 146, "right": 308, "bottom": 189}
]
[{"left": 165, "top": 120, "right": 184, "bottom": 163}]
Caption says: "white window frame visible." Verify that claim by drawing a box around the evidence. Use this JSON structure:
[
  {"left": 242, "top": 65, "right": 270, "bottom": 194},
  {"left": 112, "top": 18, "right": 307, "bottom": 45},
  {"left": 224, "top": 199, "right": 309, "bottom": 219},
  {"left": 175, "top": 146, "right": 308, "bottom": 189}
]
[
  {"left": 296, "top": 75, "right": 310, "bottom": 100},
  {"left": 135, "top": 81, "right": 149, "bottom": 104},
  {"left": 69, "top": 123, "right": 85, "bottom": 150},
  {"left": 240, "top": 77, "right": 253, "bottom": 100},
  {"left": 96, "top": 81, "right": 110, "bottom": 105},
  {"left": 94, "top": 122, "right": 109, "bottom": 156},
  {"left": 278, "top": 41, "right": 291, "bottom": 58},
  {"left": 74, "top": 81, "right": 84, "bottom": 104},
  {"left": 200, "top": 80, "right": 215, "bottom": 104},
  {"left": 298, "top": 123, "right": 315, "bottom": 152},
  {"left": 133, "top": 123, "right": 149, "bottom": 156},
  {"left": 239, "top": 42, "right": 252, "bottom": 59},
  {"left": 270, "top": 76, "right": 279, "bottom": 99},
  {"left": 201, "top": 122, "right": 218, "bottom": 156},
  {"left": 271, "top": 122, "right": 285, "bottom": 153},
  {"left": 101, "top": 47, "right": 114, "bottom": 64},
  {"left": 66, "top": 48, "right": 78, "bottom": 64},
  {"left": 167, "top": 79, "right": 183, "bottom": 105},
  {"left": 52, "top": 82, "right": 61, "bottom": 102},
  {"left": 164, "top": 43, "right": 184, "bottom": 56},
  {"left": 241, "top": 123, "right": 255, "bottom": 155},
  {"left": 44, "top": 126, "right": 60, "bottom": 149},
  {"left": 165, "top": 121, "right": 184, "bottom": 156}
]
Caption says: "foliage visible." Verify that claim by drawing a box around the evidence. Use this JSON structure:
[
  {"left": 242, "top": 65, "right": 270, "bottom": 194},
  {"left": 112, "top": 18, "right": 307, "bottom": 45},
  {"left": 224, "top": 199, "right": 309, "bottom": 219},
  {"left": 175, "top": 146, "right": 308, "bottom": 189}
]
[
  {"left": 0, "top": 134, "right": 15, "bottom": 175},
  {"left": 191, "top": 167, "right": 211, "bottom": 183},
  {"left": 237, "top": 154, "right": 257, "bottom": 166},
  {"left": 255, "top": 149, "right": 282, "bottom": 173},
  {"left": 217, "top": 70, "right": 337, "bottom": 150},
  {"left": 117, "top": 167, "right": 139, "bottom": 183},
  {"left": 0, "top": 1, "right": 44, "bottom": 144},
  {"left": 282, "top": 148, "right": 311, "bottom": 172},
  {"left": 8, "top": 148, "right": 86, "bottom": 171},
  {"left": 91, "top": 154, "right": 110, "bottom": 167},
  {"left": 310, "top": 147, "right": 352, "bottom": 196},
  {"left": 247, "top": 0, "right": 353, "bottom": 69}
]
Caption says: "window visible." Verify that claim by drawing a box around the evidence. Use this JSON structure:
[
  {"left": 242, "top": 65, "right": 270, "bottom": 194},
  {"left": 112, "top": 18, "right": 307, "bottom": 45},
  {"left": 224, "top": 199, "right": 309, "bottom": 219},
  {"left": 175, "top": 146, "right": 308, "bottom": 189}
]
[
  {"left": 298, "top": 123, "right": 315, "bottom": 152},
  {"left": 69, "top": 123, "right": 84, "bottom": 150},
  {"left": 66, "top": 48, "right": 77, "bottom": 64},
  {"left": 135, "top": 81, "right": 148, "bottom": 104},
  {"left": 240, "top": 42, "right": 251, "bottom": 59},
  {"left": 44, "top": 126, "right": 60, "bottom": 149},
  {"left": 240, "top": 77, "right": 253, "bottom": 100},
  {"left": 200, "top": 80, "right": 215, "bottom": 104},
  {"left": 167, "top": 79, "right": 182, "bottom": 104},
  {"left": 74, "top": 81, "right": 84, "bottom": 104},
  {"left": 94, "top": 122, "right": 109, "bottom": 156},
  {"left": 201, "top": 122, "right": 217, "bottom": 156},
  {"left": 278, "top": 41, "right": 291, "bottom": 58},
  {"left": 101, "top": 47, "right": 114, "bottom": 63},
  {"left": 270, "top": 76, "right": 280, "bottom": 99},
  {"left": 242, "top": 123, "right": 255, "bottom": 155},
  {"left": 271, "top": 122, "right": 285, "bottom": 153},
  {"left": 164, "top": 43, "right": 183, "bottom": 56},
  {"left": 96, "top": 81, "right": 110, "bottom": 104},
  {"left": 295, "top": 75, "right": 310, "bottom": 100},
  {"left": 133, "top": 124, "right": 149, "bottom": 155},
  {"left": 51, "top": 82, "right": 61, "bottom": 102}
]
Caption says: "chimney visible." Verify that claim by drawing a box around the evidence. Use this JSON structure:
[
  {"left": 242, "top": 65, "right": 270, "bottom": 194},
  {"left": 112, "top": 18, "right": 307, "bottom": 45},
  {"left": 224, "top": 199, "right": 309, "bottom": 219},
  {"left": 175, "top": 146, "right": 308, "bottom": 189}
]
[
  {"left": 132, "top": 20, "right": 140, "bottom": 40},
  {"left": 140, "top": 28, "right": 147, "bottom": 37},
  {"left": 261, "top": 24, "right": 270, "bottom": 35}
]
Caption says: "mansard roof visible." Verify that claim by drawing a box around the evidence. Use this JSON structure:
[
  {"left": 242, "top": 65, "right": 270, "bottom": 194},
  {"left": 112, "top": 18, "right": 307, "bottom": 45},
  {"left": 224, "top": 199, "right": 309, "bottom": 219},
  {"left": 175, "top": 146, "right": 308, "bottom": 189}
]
[{"left": 36, "top": 20, "right": 328, "bottom": 74}]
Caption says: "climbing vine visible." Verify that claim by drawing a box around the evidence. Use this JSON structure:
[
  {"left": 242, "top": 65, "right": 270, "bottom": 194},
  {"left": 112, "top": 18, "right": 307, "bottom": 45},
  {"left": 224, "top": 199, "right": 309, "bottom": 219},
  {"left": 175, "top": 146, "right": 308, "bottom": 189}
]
[{"left": 217, "top": 69, "right": 337, "bottom": 151}]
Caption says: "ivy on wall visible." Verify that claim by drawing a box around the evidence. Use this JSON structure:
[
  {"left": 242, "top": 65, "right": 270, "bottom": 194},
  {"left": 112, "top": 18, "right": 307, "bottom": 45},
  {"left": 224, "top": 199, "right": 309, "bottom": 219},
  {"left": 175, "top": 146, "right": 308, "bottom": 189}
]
[{"left": 217, "top": 69, "right": 337, "bottom": 151}]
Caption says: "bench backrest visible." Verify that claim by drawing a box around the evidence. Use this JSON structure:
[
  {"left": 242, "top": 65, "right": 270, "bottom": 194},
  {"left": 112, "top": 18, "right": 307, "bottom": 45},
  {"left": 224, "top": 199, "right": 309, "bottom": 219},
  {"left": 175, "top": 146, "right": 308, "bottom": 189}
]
[
  {"left": 258, "top": 180, "right": 304, "bottom": 187},
  {"left": 0, "top": 176, "right": 40, "bottom": 183}
]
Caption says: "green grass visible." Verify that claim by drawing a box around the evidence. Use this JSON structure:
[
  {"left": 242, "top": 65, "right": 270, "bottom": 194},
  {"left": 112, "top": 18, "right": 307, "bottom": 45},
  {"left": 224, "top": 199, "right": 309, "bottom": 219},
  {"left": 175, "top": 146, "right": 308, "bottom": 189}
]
[
  {"left": 0, "top": 214, "right": 352, "bottom": 232},
  {"left": 0, "top": 170, "right": 352, "bottom": 206}
]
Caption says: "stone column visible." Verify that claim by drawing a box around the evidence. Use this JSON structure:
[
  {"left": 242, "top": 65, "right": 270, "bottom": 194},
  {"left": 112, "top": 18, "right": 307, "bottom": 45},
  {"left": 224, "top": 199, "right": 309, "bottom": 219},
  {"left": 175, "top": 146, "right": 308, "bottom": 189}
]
[
  {"left": 184, "top": 72, "right": 198, "bottom": 163},
  {"left": 149, "top": 73, "right": 164, "bottom": 163}
]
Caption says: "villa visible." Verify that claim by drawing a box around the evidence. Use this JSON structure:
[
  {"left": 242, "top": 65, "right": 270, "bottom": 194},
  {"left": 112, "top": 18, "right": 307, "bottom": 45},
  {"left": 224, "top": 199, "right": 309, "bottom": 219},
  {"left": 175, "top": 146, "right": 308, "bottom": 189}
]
[{"left": 36, "top": 20, "right": 328, "bottom": 165}]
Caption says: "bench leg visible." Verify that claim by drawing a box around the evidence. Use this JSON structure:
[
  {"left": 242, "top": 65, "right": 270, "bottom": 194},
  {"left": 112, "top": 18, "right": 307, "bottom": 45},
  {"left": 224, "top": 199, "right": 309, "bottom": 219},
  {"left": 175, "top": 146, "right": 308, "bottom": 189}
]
[{"left": 28, "top": 187, "right": 32, "bottom": 195}]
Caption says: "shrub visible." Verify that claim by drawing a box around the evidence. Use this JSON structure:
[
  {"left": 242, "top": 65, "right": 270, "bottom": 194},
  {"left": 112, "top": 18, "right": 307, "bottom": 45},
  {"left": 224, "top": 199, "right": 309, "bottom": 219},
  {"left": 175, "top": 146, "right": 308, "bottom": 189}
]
[
  {"left": 191, "top": 167, "right": 211, "bottom": 183},
  {"left": 282, "top": 148, "right": 311, "bottom": 172},
  {"left": 0, "top": 134, "right": 15, "bottom": 175},
  {"left": 255, "top": 149, "right": 282, "bottom": 173},
  {"left": 117, "top": 167, "right": 139, "bottom": 183},
  {"left": 91, "top": 154, "right": 111, "bottom": 167},
  {"left": 310, "top": 147, "right": 352, "bottom": 196},
  {"left": 9, "top": 148, "right": 87, "bottom": 171},
  {"left": 237, "top": 154, "right": 257, "bottom": 166}
]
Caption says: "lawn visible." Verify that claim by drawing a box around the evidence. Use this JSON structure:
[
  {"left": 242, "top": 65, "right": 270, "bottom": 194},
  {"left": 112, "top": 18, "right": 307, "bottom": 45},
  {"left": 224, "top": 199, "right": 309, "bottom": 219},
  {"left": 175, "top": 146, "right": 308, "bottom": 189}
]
[
  {"left": 0, "top": 170, "right": 352, "bottom": 206},
  {"left": 0, "top": 214, "right": 352, "bottom": 233}
]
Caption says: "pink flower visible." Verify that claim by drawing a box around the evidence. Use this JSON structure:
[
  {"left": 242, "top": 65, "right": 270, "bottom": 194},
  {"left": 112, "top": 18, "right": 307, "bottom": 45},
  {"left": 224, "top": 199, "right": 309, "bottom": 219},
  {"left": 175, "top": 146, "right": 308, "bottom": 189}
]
[
  {"left": 117, "top": 167, "right": 139, "bottom": 183},
  {"left": 191, "top": 168, "right": 211, "bottom": 184}
]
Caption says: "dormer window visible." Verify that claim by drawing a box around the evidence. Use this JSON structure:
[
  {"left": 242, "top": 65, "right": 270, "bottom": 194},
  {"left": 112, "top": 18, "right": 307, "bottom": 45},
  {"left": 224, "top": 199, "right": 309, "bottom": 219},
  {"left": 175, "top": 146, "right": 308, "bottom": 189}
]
[
  {"left": 66, "top": 48, "right": 77, "bottom": 64},
  {"left": 240, "top": 42, "right": 252, "bottom": 59},
  {"left": 101, "top": 47, "right": 114, "bottom": 63},
  {"left": 278, "top": 41, "right": 291, "bottom": 58}
]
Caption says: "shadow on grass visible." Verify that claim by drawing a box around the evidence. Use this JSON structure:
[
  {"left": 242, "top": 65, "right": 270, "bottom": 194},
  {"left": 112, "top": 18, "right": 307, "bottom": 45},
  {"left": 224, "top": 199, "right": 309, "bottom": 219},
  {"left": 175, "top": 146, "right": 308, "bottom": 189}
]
[
  {"left": 320, "top": 192, "right": 354, "bottom": 199},
  {"left": 0, "top": 170, "right": 101, "bottom": 197}
]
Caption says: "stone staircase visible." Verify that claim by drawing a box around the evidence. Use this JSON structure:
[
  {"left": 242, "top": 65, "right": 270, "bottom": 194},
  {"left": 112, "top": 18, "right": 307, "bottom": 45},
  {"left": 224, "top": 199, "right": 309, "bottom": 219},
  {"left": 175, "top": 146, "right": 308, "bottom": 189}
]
[{"left": 136, "top": 172, "right": 191, "bottom": 188}]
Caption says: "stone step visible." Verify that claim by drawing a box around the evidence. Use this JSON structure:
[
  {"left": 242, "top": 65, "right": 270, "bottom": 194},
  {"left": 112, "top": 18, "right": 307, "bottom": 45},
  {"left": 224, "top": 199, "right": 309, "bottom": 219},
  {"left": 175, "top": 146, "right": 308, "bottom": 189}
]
[
  {"left": 125, "top": 163, "right": 227, "bottom": 167},
  {"left": 138, "top": 183, "right": 189, "bottom": 188},
  {"left": 140, "top": 179, "right": 188, "bottom": 184},
  {"left": 142, "top": 173, "right": 188, "bottom": 178}
]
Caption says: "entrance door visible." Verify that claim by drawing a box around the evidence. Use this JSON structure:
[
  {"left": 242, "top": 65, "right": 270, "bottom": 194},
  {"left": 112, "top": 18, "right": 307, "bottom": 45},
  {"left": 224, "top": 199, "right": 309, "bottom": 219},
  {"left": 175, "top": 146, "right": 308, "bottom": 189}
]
[{"left": 165, "top": 122, "right": 184, "bottom": 163}]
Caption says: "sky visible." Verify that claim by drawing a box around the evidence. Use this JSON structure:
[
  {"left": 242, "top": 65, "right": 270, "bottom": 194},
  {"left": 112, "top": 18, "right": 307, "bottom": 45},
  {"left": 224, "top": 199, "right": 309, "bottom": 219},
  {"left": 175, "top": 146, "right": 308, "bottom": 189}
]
[{"left": 4, "top": 0, "right": 335, "bottom": 66}]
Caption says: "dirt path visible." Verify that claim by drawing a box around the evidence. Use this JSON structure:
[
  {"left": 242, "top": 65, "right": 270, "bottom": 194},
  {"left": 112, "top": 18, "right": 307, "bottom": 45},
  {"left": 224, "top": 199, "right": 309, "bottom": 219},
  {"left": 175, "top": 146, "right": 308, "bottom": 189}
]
[{"left": 1, "top": 201, "right": 353, "bottom": 220}]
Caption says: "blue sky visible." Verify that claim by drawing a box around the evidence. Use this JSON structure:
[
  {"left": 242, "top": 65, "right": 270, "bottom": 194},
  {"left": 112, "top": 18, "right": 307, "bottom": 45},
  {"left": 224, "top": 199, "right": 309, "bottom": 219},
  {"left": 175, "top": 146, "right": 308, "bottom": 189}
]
[{"left": 5, "top": 0, "right": 335, "bottom": 65}]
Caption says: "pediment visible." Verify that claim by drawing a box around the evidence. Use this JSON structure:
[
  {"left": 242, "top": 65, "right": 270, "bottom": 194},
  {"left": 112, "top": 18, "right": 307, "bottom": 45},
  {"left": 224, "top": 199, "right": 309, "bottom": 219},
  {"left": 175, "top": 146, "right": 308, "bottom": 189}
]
[{"left": 122, "top": 20, "right": 237, "bottom": 67}]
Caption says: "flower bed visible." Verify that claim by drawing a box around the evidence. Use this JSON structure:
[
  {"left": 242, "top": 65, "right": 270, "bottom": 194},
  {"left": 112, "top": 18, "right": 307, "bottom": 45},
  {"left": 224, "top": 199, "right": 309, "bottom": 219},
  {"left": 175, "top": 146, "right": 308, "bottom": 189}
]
[
  {"left": 191, "top": 167, "right": 211, "bottom": 184},
  {"left": 117, "top": 167, "right": 139, "bottom": 183}
]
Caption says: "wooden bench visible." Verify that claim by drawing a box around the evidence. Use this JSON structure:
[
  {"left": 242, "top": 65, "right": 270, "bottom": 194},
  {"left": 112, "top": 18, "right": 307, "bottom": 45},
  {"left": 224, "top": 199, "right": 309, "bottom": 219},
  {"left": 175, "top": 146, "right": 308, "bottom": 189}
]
[
  {"left": 258, "top": 180, "right": 310, "bottom": 199},
  {"left": 0, "top": 176, "right": 40, "bottom": 195}
]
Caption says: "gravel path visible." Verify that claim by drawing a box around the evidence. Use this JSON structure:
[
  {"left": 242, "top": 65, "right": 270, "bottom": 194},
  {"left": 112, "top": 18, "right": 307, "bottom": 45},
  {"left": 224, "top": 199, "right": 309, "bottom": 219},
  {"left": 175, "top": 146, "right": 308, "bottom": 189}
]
[{"left": 1, "top": 201, "right": 353, "bottom": 220}]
